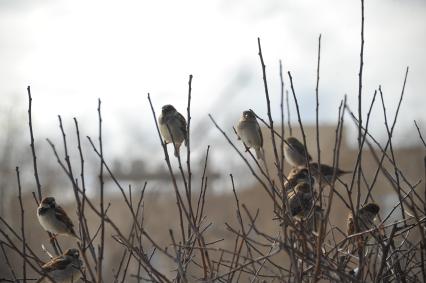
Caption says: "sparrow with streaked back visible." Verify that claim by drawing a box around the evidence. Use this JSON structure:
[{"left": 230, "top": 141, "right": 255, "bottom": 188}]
[
  {"left": 236, "top": 110, "right": 264, "bottom": 159},
  {"left": 284, "top": 137, "right": 312, "bottom": 168},
  {"left": 158, "top": 104, "right": 188, "bottom": 157},
  {"left": 39, "top": 248, "right": 82, "bottom": 283},
  {"left": 37, "top": 197, "right": 80, "bottom": 240}
]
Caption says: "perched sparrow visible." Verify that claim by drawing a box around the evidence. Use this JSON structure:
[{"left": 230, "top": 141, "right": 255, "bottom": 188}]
[
  {"left": 158, "top": 104, "right": 188, "bottom": 157},
  {"left": 287, "top": 182, "right": 314, "bottom": 219},
  {"left": 236, "top": 110, "right": 264, "bottom": 159},
  {"left": 284, "top": 167, "right": 315, "bottom": 192},
  {"left": 283, "top": 137, "right": 312, "bottom": 168},
  {"left": 308, "top": 162, "right": 350, "bottom": 184},
  {"left": 347, "top": 203, "right": 380, "bottom": 236},
  {"left": 37, "top": 197, "right": 80, "bottom": 240},
  {"left": 39, "top": 248, "right": 82, "bottom": 283}
]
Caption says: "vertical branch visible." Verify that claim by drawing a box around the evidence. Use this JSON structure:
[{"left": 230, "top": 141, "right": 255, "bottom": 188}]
[
  {"left": 356, "top": 1, "right": 365, "bottom": 277},
  {"left": 257, "top": 38, "right": 280, "bottom": 172},
  {"left": 74, "top": 118, "right": 96, "bottom": 259},
  {"left": 312, "top": 33, "right": 322, "bottom": 282},
  {"left": 27, "top": 86, "right": 42, "bottom": 201},
  {"left": 74, "top": 118, "right": 87, "bottom": 214},
  {"left": 186, "top": 74, "right": 193, "bottom": 196},
  {"left": 356, "top": 0, "right": 365, "bottom": 212},
  {"left": 57, "top": 116, "right": 85, "bottom": 236},
  {"left": 185, "top": 74, "right": 194, "bottom": 240},
  {"left": 286, "top": 90, "right": 292, "bottom": 136},
  {"left": 315, "top": 34, "right": 322, "bottom": 195},
  {"left": 97, "top": 98, "right": 105, "bottom": 282},
  {"left": 16, "top": 167, "right": 26, "bottom": 282},
  {"left": 279, "top": 60, "right": 285, "bottom": 187},
  {"left": 287, "top": 72, "right": 312, "bottom": 179}
]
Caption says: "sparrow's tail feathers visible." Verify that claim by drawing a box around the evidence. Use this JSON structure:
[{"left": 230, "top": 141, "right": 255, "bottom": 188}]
[{"left": 172, "top": 143, "right": 182, "bottom": 158}]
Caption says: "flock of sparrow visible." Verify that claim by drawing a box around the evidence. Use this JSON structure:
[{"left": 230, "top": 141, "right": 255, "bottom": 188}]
[{"left": 35, "top": 105, "right": 380, "bottom": 282}]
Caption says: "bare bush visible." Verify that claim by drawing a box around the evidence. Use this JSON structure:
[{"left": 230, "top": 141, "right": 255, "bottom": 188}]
[{"left": 1, "top": 1, "right": 426, "bottom": 282}]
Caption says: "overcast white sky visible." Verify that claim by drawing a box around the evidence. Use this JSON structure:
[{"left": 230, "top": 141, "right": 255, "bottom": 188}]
[{"left": 1, "top": 0, "right": 425, "bottom": 161}]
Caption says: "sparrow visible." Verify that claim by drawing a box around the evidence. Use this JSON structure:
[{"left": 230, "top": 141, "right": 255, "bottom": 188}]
[
  {"left": 37, "top": 197, "right": 80, "bottom": 240},
  {"left": 158, "top": 104, "right": 188, "bottom": 157},
  {"left": 347, "top": 203, "right": 380, "bottom": 254},
  {"left": 287, "top": 182, "right": 314, "bottom": 219},
  {"left": 236, "top": 110, "right": 264, "bottom": 159},
  {"left": 283, "top": 137, "right": 312, "bottom": 168},
  {"left": 347, "top": 203, "right": 380, "bottom": 236},
  {"left": 308, "top": 162, "right": 350, "bottom": 184},
  {"left": 284, "top": 167, "right": 315, "bottom": 192},
  {"left": 39, "top": 248, "right": 82, "bottom": 283}
]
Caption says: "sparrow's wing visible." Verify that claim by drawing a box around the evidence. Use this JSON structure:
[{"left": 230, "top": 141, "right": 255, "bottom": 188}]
[
  {"left": 42, "top": 255, "right": 71, "bottom": 272},
  {"left": 158, "top": 113, "right": 164, "bottom": 125},
  {"left": 287, "top": 191, "right": 301, "bottom": 216},
  {"left": 290, "top": 202, "right": 303, "bottom": 216},
  {"left": 257, "top": 123, "right": 263, "bottom": 147},
  {"left": 177, "top": 112, "right": 188, "bottom": 145},
  {"left": 319, "top": 164, "right": 332, "bottom": 175},
  {"left": 290, "top": 139, "right": 311, "bottom": 160},
  {"left": 55, "top": 206, "right": 74, "bottom": 229}
]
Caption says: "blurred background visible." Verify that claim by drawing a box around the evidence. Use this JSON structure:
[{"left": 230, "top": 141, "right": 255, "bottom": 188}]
[{"left": 0, "top": 0, "right": 425, "bottom": 281}]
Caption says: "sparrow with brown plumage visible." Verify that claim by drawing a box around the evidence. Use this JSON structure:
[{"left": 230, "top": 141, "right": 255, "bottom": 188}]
[
  {"left": 284, "top": 136, "right": 312, "bottom": 168},
  {"left": 37, "top": 197, "right": 80, "bottom": 240},
  {"left": 236, "top": 110, "right": 264, "bottom": 159},
  {"left": 308, "top": 162, "right": 350, "bottom": 184},
  {"left": 284, "top": 167, "right": 315, "bottom": 192},
  {"left": 347, "top": 203, "right": 380, "bottom": 236},
  {"left": 39, "top": 248, "right": 82, "bottom": 283},
  {"left": 347, "top": 203, "right": 380, "bottom": 254},
  {"left": 287, "top": 182, "right": 314, "bottom": 219},
  {"left": 158, "top": 104, "right": 188, "bottom": 157}
]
